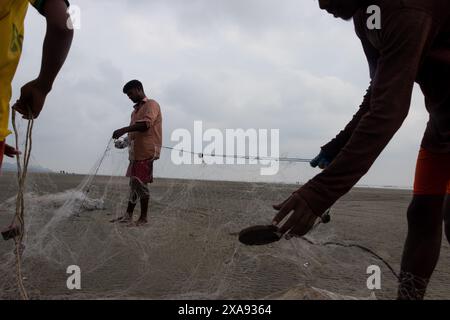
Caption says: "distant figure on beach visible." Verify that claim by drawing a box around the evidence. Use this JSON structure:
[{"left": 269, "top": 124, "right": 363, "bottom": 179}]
[
  {"left": 0, "top": 0, "right": 73, "bottom": 172},
  {"left": 111, "top": 80, "right": 162, "bottom": 226},
  {"left": 272, "top": 0, "right": 450, "bottom": 300}
]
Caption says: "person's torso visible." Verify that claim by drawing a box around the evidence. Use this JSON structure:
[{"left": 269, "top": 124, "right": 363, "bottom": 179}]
[
  {"left": 128, "top": 99, "right": 162, "bottom": 161},
  {"left": 353, "top": 0, "right": 450, "bottom": 151}
]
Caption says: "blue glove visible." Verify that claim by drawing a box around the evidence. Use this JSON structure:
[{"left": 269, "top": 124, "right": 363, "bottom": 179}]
[{"left": 310, "top": 151, "right": 331, "bottom": 169}]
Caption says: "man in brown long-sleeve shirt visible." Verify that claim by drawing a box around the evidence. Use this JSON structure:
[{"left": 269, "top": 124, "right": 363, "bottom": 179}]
[{"left": 272, "top": 0, "right": 450, "bottom": 300}]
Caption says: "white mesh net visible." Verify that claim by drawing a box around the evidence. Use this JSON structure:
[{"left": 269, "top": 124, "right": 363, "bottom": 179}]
[{"left": 0, "top": 135, "right": 416, "bottom": 300}]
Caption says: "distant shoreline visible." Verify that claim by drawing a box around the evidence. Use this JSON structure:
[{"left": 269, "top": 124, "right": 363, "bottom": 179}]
[{"left": 0, "top": 170, "right": 413, "bottom": 192}]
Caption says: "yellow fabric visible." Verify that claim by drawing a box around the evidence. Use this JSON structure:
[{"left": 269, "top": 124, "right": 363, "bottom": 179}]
[{"left": 0, "top": 0, "right": 43, "bottom": 140}]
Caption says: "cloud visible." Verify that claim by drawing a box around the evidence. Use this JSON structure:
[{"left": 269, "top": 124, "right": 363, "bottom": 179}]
[{"left": 7, "top": 0, "right": 429, "bottom": 187}]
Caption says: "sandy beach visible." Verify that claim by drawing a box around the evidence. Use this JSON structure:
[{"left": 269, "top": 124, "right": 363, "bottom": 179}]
[{"left": 0, "top": 172, "right": 449, "bottom": 300}]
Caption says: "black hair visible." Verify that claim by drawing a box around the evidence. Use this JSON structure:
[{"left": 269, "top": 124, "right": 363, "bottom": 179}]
[{"left": 123, "top": 80, "right": 144, "bottom": 93}]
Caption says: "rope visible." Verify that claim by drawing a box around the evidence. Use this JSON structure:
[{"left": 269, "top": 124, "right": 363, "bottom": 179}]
[
  {"left": 158, "top": 144, "right": 313, "bottom": 163},
  {"left": 300, "top": 235, "right": 399, "bottom": 280},
  {"left": 11, "top": 109, "right": 33, "bottom": 300},
  {"left": 284, "top": 211, "right": 399, "bottom": 280}
]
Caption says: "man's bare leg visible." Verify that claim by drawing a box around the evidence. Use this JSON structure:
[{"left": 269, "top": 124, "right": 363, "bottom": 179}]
[
  {"left": 110, "top": 201, "right": 135, "bottom": 223},
  {"left": 397, "top": 195, "right": 444, "bottom": 300},
  {"left": 135, "top": 183, "right": 149, "bottom": 226},
  {"left": 110, "top": 183, "right": 138, "bottom": 223},
  {"left": 122, "top": 199, "right": 136, "bottom": 221},
  {"left": 136, "top": 196, "right": 149, "bottom": 226}
]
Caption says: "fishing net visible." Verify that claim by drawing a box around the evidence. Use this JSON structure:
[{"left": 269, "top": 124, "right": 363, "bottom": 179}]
[{"left": 0, "top": 126, "right": 413, "bottom": 300}]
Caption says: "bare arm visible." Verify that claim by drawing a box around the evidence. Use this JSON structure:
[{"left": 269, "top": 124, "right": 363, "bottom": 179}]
[
  {"left": 14, "top": 0, "right": 74, "bottom": 119},
  {"left": 37, "top": 0, "right": 74, "bottom": 92},
  {"left": 113, "top": 122, "right": 148, "bottom": 139}
]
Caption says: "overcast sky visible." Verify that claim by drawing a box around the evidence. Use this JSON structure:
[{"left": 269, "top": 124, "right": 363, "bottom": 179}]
[{"left": 8, "top": 0, "right": 429, "bottom": 188}]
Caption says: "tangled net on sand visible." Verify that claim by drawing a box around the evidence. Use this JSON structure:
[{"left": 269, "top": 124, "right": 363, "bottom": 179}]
[{"left": 0, "top": 138, "right": 406, "bottom": 300}]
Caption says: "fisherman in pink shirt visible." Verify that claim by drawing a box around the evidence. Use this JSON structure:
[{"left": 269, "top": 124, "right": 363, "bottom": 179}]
[{"left": 112, "top": 80, "right": 162, "bottom": 226}]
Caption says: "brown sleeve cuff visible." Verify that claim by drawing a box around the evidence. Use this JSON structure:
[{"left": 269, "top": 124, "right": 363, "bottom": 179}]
[{"left": 292, "top": 188, "right": 326, "bottom": 218}]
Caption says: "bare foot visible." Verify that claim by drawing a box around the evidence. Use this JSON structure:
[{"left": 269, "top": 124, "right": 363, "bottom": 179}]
[
  {"left": 109, "top": 215, "right": 132, "bottom": 223},
  {"left": 129, "top": 219, "right": 148, "bottom": 227},
  {"left": 119, "top": 217, "right": 133, "bottom": 223}
]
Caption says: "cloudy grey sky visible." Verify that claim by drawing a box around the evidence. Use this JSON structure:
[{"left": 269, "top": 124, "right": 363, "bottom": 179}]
[{"left": 9, "top": 0, "right": 429, "bottom": 188}]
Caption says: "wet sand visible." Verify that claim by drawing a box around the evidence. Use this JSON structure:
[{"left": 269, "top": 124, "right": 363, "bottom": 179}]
[{"left": 0, "top": 172, "right": 449, "bottom": 300}]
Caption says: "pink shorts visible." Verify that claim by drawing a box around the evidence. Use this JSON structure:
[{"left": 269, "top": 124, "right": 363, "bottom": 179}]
[{"left": 126, "top": 159, "right": 154, "bottom": 184}]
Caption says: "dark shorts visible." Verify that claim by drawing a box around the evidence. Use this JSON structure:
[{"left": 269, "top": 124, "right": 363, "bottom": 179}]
[
  {"left": 413, "top": 148, "right": 450, "bottom": 195},
  {"left": 126, "top": 159, "right": 154, "bottom": 184}
]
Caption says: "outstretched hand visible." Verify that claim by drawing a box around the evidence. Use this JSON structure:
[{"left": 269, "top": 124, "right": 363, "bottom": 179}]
[
  {"left": 272, "top": 193, "right": 319, "bottom": 237},
  {"left": 112, "top": 128, "right": 127, "bottom": 140},
  {"left": 4, "top": 144, "right": 21, "bottom": 158}
]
